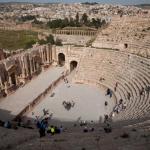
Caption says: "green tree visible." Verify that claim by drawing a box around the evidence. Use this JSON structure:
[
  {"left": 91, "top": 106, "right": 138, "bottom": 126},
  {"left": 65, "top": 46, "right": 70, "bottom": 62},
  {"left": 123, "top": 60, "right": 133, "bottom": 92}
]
[
  {"left": 55, "top": 38, "right": 62, "bottom": 46},
  {"left": 81, "top": 13, "right": 88, "bottom": 24},
  {"left": 63, "top": 18, "right": 69, "bottom": 27},
  {"left": 46, "top": 34, "right": 55, "bottom": 44},
  {"left": 38, "top": 39, "right": 47, "bottom": 45},
  {"left": 69, "top": 18, "right": 76, "bottom": 27},
  {"left": 75, "top": 12, "right": 79, "bottom": 25},
  {"left": 25, "top": 40, "right": 36, "bottom": 49}
]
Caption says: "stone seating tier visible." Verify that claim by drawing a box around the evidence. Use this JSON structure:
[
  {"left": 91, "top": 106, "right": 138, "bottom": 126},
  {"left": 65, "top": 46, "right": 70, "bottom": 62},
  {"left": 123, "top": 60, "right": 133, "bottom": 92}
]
[{"left": 74, "top": 49, "right": 150, "bottom": 121}]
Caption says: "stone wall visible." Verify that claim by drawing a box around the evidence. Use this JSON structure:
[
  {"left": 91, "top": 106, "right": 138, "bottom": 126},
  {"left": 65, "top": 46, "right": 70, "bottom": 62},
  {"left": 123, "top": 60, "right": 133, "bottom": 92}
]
[
  {"left": 0, "top": 49, "right": 5, "bottom": 60},
  {"left": 0, "top": 44, "right": 53, "bottom": 98},
  {"left": 92, "top": 15, "right": 150, "bottom": 58}
]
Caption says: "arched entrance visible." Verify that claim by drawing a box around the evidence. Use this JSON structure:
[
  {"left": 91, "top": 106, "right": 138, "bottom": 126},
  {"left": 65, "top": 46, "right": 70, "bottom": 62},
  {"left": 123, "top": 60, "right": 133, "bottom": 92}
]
[
  {"left": 10, "top": 73, "right": 16, "bottom": 85},
  {"left": 70, "top": 61, "right": 78, "bottom": 72},
  {"left": 124, "top": 43, "right": 128, "bottom": 48},
  {"left": 58, "top": 53, "right": 65, "bottom": 66}
]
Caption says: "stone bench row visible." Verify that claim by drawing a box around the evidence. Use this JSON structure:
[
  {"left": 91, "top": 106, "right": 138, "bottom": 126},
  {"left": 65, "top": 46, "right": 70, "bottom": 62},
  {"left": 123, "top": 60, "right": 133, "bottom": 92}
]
[{"left": 75, "top": 51, "right": 150, "bottom": 120}]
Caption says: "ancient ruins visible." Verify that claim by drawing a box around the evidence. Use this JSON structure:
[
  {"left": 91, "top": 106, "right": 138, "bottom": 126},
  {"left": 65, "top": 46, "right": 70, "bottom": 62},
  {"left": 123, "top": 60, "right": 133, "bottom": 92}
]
[
  {"left": 0, "top": 1, "right": 150, "bottom": 149},
  {"left": 0, "top": 14, "right": 150, "bottom": 122}
]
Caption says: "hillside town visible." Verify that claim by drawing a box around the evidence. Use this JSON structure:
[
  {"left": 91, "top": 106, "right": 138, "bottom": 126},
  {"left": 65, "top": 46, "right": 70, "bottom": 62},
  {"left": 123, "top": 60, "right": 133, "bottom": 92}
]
[{"left": 0, "top": 3, "right": 149, "bottom": 25}]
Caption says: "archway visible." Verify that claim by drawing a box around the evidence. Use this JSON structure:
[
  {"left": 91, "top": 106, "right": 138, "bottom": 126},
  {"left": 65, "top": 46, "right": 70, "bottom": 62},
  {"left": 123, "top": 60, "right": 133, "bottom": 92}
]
[
  {"left": 124, "top": 43, "right": 128, "bottom": 48},
  {"left": 10, "top": 73, "right": 16, "bottom": 85},
  {"left": 58, "top": 53, "right": 65, "bottom": 66},
  {"left": 70, "top": 61, "right": 78, "bottom": 72}
]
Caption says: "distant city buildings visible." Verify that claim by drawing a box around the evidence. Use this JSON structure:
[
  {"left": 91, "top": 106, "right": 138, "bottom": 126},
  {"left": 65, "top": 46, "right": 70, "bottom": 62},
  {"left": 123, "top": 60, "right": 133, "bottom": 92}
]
[{"left": 0, "top": 3, "right": 148, "bottom": 25}]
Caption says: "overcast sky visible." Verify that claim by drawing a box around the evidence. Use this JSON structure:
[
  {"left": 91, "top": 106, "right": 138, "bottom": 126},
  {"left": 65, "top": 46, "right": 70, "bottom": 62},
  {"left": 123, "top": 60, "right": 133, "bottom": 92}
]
[{"left": 0, "top": 0, "right": 149, "bottom": 5}]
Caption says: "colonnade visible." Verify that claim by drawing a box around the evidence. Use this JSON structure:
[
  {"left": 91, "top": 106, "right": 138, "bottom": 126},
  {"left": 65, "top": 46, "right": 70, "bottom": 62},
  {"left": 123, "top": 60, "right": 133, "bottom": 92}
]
[
  {"left": 0, "top": 44, "right": 54, "bottom": 97},
  {"left": 55, "top": 29, "right": 97, "bottom": 36}
]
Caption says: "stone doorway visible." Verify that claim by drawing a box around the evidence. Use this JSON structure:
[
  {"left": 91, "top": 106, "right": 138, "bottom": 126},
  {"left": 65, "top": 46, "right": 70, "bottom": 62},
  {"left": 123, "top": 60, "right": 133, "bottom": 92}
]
[
  {"left": 58, "top": 53, "right": 65, "bottom": 66},
  {"left": 10, "top": 73, "right": 16, "bottom": 85},
  {"left": 70, "top": 61, "right": 78, "bottom": 72}
]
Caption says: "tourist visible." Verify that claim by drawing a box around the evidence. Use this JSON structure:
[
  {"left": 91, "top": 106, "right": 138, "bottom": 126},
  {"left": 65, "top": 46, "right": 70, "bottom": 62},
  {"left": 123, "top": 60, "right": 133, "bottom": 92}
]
[
  {"left": 50, "top": 125, "right": 55, "bottom": 135},
  {"left": 119, "top": 99, "right": 123, "bottom": 104},
  {"left": 83, "top": 126, "right": 88, "bottom": 133},
  {"left": 89, "top": 127, "right": 94, "bottom": 132},
  {"left": 99, "top": 77, "right": 105, "bottom": 81},
  {"left": 109, "top": 91, "right": 112, "bottom": 98},
  {"left": 127, "top": 92, "right": 131, "bottom": 100},
  {"left": 66, "top": 78, "right": 69, "bottom": 83},
  {"left": 80, "top": 120, "right": 87, "bottom": 126},
  {"left": 0, "top": 120, "right": 4, "bottom": 127},
  {"left": 145, "top": 86, "right": 150, "bottom": 94},
  {"left": 36, "top": 120, "right": 41, "bottom": 129},
  {"left": 113, "top": 105, "right": 119, "bottom": 113},
  {"left": 43, "top": 108, "right": 49, "bottom": 116},
  {"left": 111, "top": 112, "right": 115, "bottom": 117},
  {"left": 115, "top": 82, "right": 118, "bottom": 88},
  {"left": 4, "top": 121, "right": 11, "bottom": 129},
  {"left": 114, "top": 82, "right": 118, "bottom": 92},
  {"left": 106, "top": 88, "right": 111, "bottom": 96},
  {"left": 123, "top": 102, "right": 127, "bottom": 110},
  {"left": 59, "top": 125, "right": 63, "bottom": 133},
  {"left": 105, "top": 101, "right": 108, "bottom": 106},
  {"left": 140, "top": 87, "right": 144, "bottom": 95},
  {"left": 104, "top": 123, "right": 112, "bottom": 133},
  {"left": 39, "top": 126, "right": 46, "bottom": 138},
  {"left": 114, "top": 86, "right": 117, "bottom": 92},
  {"left": 104, "top": 115, "right": 109, "bottom": 124}
]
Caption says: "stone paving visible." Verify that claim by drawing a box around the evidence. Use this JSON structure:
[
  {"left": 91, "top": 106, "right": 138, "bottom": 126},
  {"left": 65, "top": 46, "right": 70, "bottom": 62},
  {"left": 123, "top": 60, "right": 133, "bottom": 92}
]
[
  {"left": 27, "top": 75, "right": 115, "bottom": 122},
  {"left": 0, "top": 66, "right": 65, "bottom": 121}
]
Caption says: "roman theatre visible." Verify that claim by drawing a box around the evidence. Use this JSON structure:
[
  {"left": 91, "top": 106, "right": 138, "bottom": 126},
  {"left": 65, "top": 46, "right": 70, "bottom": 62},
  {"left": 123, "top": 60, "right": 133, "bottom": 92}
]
[{"left": 0, "top": 16, "right": 150, "bottom": 124}]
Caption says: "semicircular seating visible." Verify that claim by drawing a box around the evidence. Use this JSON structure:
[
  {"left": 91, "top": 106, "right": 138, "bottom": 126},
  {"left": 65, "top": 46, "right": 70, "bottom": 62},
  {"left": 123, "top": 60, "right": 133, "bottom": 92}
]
[{"left": 74, "top": 48, "right": 150, "bottom": 121}]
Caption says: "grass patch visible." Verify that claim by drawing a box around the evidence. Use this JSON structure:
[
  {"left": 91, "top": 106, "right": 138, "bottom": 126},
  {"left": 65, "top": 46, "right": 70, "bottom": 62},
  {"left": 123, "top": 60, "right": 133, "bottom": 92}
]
[{"left": 0, "top": 30, "right": 38, "bottom": 51}]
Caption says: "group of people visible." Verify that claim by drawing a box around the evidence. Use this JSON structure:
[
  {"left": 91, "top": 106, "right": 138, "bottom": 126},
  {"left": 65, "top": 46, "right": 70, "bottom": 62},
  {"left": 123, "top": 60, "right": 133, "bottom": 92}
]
[
  {"left": 64, "top": 77, "right": 71, "bottom": 88},
  {"left": 62, "top": 100, "right": 75, "bottom": 110},
  {"left": 75, "top": 120, "right": 95, "bottom": 133},
  {"left": 0, "top": 117, "right": 34, "bottom": 130},
  {"left": 36, "top": 117, "right": 64, "bottom": 138},
  {"left": 105, "top": 88, "right": 113, "bottom": 98},
  {"left": 114, "top": 82, "right": 118, "bottom": 92},
  {"left": 64, "top": 78, "right": 69, "bottom": 84},
  {"left": 0, "top": 120, "right": 12, "bottom": 129},
  {"left": 140, "top": 86, "right": 150, "bottom": 96},
  {"left": 113, "top": 99, "right": 127, "bottom": 114},
  {"left": 103, "top": 115, "right": 112, "bottom": 133}
]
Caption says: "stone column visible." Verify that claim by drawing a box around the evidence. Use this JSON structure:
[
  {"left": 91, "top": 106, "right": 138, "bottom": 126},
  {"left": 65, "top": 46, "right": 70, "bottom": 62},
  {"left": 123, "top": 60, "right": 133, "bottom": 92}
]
[
  {"left": 47, "top": 44, "right": 51, "bottom": 63},
  {"left": 29, "top": 56, "right": 33, "bottom": 75},
  {"left": 52, "top": 45, "right": 57, "bottom": 64},
  {"left": 0, "top": 76, "right": 3, "bottom": 88},
  {"left": 41, "top": 48, "right": 45, "bottom": 64},
  {"left": 22, "top": 57, "right": 26, "bottom": 78},
  {"left": 25, "top": 56, "right": 29, "bottom": 78},
  {"left": 8, "top": 76, "right": 12, "bottom": 86}
]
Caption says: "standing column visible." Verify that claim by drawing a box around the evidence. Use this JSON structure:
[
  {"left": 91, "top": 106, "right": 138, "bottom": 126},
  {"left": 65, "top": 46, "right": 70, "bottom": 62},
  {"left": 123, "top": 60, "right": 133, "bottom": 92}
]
[
  {"left": 29, "top": 56, "right": 33, "bottom": 75},
  {"left": 46, "top": 46, "right": 50, "bottom": 63},
  {"left": 0, "top": 76, "right": 3, "bottom": 88},
  {"left": 32, "top": 58, "right": 35, "bottom": 72},
  {"left": 25, "top": 56, "right": 29, "bottom": 78},
  {"left": 8, "top": 75, "right": 12, "bottom": 86},
  {"left": 22, "top": 57, "right": 26, "bottom": 78}
]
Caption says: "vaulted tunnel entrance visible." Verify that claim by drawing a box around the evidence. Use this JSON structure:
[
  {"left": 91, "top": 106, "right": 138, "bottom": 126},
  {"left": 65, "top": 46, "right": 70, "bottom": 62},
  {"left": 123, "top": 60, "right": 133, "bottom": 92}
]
[
  {"left": 10, "top": 73, "right": 16, "bottom": 85},
  {"left": 70, "top": 61, "right": 78, "bottom": 72},
  {"left": 58, "top": 53, "right": 65, "bottom": 66}
]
